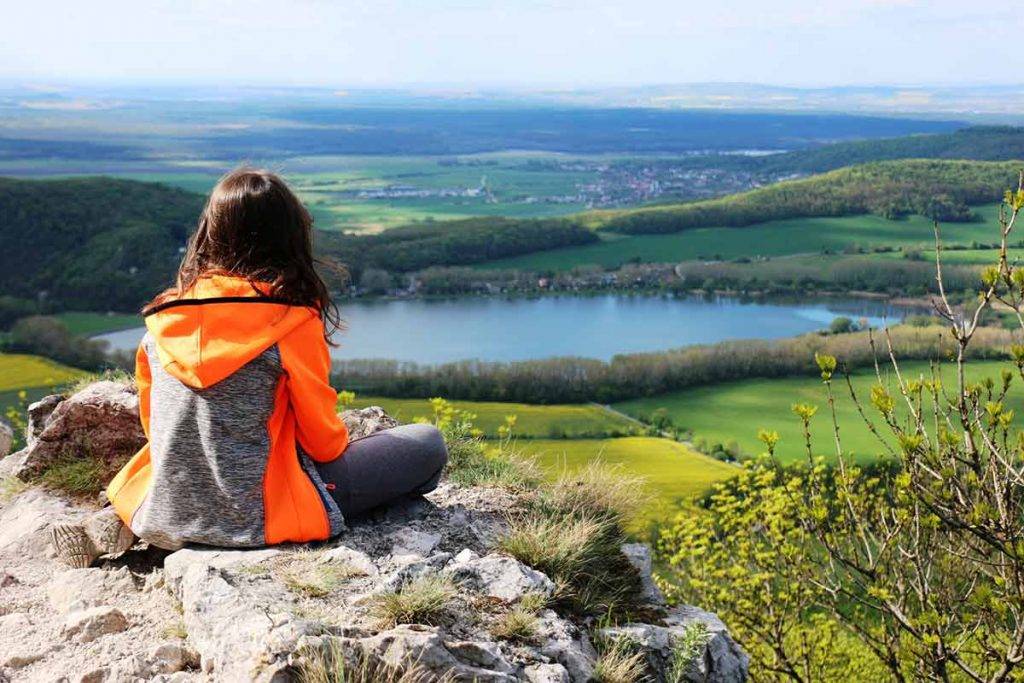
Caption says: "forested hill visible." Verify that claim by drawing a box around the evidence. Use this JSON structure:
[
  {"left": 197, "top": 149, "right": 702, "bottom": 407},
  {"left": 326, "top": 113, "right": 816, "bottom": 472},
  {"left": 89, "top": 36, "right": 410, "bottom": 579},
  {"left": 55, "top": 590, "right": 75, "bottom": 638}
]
[
  {"left": 748, "top": 126, "right": 1024, "bottom": 175},
  {"left": 591, "top": 159, "right": 1024, "bottom": 235},
  {"left": 0, "top": 177, "right": 203, "bottom": 311}
]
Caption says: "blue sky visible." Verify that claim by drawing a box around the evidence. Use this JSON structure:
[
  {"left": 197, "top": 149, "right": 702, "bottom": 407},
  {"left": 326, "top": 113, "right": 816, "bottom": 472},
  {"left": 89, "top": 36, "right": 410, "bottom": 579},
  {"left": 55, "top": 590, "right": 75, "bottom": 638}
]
[{"left": 1, "top": 0, "right": 1018, "bottom": 87}]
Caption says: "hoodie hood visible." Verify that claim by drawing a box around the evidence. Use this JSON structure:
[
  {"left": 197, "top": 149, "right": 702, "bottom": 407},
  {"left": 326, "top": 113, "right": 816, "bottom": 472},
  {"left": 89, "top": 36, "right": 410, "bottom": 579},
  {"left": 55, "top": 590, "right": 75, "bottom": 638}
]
[{"left": 144, "top": 274, "right": 318, "bottom": 389}]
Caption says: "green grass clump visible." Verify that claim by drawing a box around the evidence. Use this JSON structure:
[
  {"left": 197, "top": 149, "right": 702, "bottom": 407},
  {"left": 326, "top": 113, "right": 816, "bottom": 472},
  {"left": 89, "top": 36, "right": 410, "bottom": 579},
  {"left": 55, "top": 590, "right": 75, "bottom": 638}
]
[
  {"left": 368, "top": 574, "right": 457, "bottom": 628},
  {"left": 498, "top": 465, "right": 645, "bottom": 617},
  {"left": 38, "top": 452, "right": 106, "bottom": 497}
]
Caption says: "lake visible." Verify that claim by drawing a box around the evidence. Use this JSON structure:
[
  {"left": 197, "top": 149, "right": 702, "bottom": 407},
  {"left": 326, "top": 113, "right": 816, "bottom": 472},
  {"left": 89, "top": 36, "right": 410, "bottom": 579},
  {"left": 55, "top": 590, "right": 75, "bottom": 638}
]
[{"left": 94, "top": 294, "right": 914, "bottom": 365}]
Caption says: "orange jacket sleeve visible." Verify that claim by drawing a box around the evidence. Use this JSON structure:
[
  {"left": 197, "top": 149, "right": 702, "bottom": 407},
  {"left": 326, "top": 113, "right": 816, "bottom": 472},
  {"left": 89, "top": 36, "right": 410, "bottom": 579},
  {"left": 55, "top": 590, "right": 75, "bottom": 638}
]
[
  {"left": 278, "top": 315, "right": 349, "bottom": 462},
  {"left": 136, "top": 341, "right": 152, "bottom": 439}
]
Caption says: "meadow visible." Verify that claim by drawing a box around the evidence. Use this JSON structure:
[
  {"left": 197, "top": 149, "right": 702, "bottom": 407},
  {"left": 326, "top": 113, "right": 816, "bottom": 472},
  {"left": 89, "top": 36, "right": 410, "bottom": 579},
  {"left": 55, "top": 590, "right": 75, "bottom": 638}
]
[
  {"left": 614, "top": 359, "right": 1019, "bottom": 464},
  {"left": 479, "top": 204, "right": 1005, "bottom": 271},
  {"left": 55, "top": 312, "right": 142, "bottom": 337},
  {"left": 515, "top": 436, "right": 738, "bottom": 523},
  {"left": 350, "top": 395, "right": 639, "bottom": 438},
  {"left": 0, "top": 353, "right": 85, "bottom": 430}
]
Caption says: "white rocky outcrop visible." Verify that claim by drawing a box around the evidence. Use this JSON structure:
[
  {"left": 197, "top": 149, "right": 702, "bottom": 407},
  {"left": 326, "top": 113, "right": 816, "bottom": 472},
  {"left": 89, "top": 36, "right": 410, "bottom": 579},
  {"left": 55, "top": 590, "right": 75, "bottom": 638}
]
[{"left": 0, "top": 389, "right": 749, "bottom": 682}]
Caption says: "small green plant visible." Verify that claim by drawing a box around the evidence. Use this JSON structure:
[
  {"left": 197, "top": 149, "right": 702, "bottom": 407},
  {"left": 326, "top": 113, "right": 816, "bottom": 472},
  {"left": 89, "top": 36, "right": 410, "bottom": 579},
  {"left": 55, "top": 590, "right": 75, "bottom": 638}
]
[
  {"left": 425, "top": 398, "right": 539, "bottom": 489},
  {"left": 369, "top": 574, "right": 457, "bottom": 628},
  {"left": 664, "top": 622, "right": 711, "bottom": 683},
  {"left": 337, "top": 391, "right": 357, "bottom": 410},
  {"left": 592, "top": 638, "right": 647, "bottom": 683}
]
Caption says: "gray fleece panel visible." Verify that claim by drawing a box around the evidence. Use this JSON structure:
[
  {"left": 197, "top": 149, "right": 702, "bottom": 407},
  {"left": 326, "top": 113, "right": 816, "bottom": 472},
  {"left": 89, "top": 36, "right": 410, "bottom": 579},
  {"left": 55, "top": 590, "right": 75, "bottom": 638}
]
[{"left": 131, "top": 334, "right": 343, "bottom": 549}]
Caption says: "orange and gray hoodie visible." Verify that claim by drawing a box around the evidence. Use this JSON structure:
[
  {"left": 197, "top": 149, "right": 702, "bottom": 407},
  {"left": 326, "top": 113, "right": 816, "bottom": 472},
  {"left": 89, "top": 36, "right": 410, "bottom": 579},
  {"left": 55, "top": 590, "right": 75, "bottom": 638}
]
[{"left": 106, "top": 275, "right": 348, "bottom": 549}]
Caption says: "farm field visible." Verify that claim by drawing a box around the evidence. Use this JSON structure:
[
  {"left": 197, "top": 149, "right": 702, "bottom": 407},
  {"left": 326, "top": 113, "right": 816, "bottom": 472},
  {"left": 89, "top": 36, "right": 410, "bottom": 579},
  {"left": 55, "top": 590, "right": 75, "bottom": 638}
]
[
  {"left": 614, "top": 359, "right": 1019, "bottom": 464},
  {"left": 515, "top": 436, "right": 738, "bottom": 522},
  {"left": 350, "top": 395, "right": 639, "bottom": 438},
  {"left": 56, "top": 312, "right": 142, "bottom": 337},
  {"left": 53, "top": 153, "right": 601, "bottom": 233},
  {"left": 0, "top": 353, "right": 84, "bottom": 393},
  {"left": 479, "top": 204, "right": 1004, "bottom": 271},
  {"left": 0, "top": 353, "right": 85, "bottom": 430}
]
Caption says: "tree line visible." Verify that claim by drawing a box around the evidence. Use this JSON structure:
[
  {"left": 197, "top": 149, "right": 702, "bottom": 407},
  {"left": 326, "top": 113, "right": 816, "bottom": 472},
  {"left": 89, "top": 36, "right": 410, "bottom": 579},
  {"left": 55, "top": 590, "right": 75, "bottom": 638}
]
[{"left": 331, "top": 324, "right": 1013, "bottom": 404}]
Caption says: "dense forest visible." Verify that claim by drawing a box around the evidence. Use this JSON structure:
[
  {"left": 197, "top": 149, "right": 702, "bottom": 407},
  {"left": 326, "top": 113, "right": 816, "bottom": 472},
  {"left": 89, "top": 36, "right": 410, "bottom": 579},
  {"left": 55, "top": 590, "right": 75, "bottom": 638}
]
[
  {"left": 594, "top": 159, "right": 1023, "bottom": 234},
  {"left": 0, "top": 177, "right": 202, "bottom": 312},
  {"left": 705, "top": 125, "right": 1024, "bottom": 175}
]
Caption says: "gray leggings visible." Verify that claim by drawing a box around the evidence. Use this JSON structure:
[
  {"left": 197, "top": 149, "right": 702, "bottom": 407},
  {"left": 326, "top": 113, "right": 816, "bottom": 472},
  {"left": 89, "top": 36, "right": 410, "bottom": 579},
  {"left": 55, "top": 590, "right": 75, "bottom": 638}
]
[{"left": 315, "top": 423, "right": 448, "bottom": 518}]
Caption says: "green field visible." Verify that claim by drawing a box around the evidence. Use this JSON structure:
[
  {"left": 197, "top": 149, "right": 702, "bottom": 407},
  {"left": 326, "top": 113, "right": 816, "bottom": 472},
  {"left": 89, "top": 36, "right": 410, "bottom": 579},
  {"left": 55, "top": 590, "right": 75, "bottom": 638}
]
[
  {"left": 350, "top": 395, "right": 639, "bottom": 438},
  {"left": 55, "top": 312, "right": 142, "bottom": 337},
  {"left": 479, "top": 205, "right": 1004, "bottom": 271},
  {"left": 87, "top": 153, "right": 599, "bottom": 233},
  {"left": 0, "top": 354, "right": 85, "bottom": 430},
  {"left": 516, "top": 437, "right": 738, "bottom": 521},
  {"left": 614, "top": 360, "right": 1020, "bottom": 464},
  {"left": 0, "top": 353, "right": 84, "bottom": 393}
]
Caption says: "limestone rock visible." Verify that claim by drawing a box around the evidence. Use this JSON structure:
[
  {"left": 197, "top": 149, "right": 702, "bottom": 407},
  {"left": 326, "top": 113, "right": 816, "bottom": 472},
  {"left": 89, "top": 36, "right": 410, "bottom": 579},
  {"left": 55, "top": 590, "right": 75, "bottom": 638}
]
[
  {"left": 341, "top": 406, "right": 399, "bottom": 439},
  {"left": 63, "top": 606, "right": 128, "bottom": 643},
  {"left": 598, "top": 605, "right": 749, "bottom": 682},
  {"left": 389, "top": 528, "right": 441, "bottom": 558},
  {"left": 26, "top": 394, "right": 62, "bottom": 447},
  {"left": 47, "top": 566, "right": 137, "bottom": 614},
  {"left": 0, "top": 419, "right": 13, "bottom": 458},
  {"left": 446, "top": 551, "right": 555, "bottom": 601},
  {"left": 524, "top": 662, "right": 571, "bottom": 683},
  {"left": 163, "top": 546, "right": 281, "bottom": 596},
  {"left": 621, "top": 542, "right": 666, "bottom": 606},
  {"left": 321, "top": 544, "right": 378, "bottom": 576},
  {"left": 16, "top": 382, "right": 145, "bottom": 487}
]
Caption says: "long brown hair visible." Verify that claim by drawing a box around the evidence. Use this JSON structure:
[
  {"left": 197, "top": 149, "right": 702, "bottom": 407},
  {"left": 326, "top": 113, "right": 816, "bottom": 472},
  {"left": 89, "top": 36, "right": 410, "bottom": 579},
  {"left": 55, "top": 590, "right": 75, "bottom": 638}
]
[{"left": 148, "top": 167, "right": 343, "bottom": 342}]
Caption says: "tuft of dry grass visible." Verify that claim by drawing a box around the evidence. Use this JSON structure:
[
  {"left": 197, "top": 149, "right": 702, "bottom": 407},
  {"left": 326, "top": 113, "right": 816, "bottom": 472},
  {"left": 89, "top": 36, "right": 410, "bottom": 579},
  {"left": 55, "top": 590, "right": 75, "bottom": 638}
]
[
  {"left": 489, "top": 605, "right": 539, "bottom": 642},
  {"left": 297, "top": 640, "right": 453, "bottom": 683},
  {"left": 63, "top": 370, "right": 134, "bottom": 397},
  {"left": 592, "top": 638, "right": 648, "bottom": 683},
  {"left": 368, "top": 574, "right": 457, "bottom": 628},
  {"left": 271, "top": 551, "right": 364, "bottom": 599},
  {"left": 539, "top": 462, "right": 645, "bottom": 524},
  {"left": 161, "top": 620, "right": 188, "bottom": 640}
]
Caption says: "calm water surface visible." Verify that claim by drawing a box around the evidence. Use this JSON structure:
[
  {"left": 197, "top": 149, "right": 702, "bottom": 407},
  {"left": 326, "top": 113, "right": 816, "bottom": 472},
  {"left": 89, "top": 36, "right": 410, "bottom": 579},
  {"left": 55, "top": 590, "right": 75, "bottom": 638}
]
[{"left": 96, "top": 295, "right": 912, "bottom": 365}]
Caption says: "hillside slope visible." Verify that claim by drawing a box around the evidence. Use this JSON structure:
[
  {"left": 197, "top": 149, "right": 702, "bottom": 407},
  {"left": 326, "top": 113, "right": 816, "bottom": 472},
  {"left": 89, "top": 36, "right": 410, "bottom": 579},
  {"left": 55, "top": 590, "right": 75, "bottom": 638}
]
[
  {"left": 0, "top": 177, "right": 203, "bottom": 311},
  {"left": 590, "top": 159, "right": 1023, "bottom": 235}
]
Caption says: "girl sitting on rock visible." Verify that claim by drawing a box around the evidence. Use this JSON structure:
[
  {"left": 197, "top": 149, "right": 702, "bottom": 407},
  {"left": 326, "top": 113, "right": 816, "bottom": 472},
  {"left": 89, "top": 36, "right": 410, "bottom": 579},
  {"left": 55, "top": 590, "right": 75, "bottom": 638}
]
[{"left": 52, "top": 168, "right": 448, "bottom": 567}]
